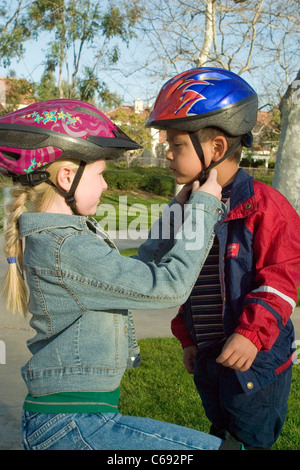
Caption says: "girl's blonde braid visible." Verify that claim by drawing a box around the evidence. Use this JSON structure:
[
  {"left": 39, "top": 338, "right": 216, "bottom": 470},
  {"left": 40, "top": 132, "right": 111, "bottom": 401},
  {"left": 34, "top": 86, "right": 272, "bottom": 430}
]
[{"left": 2, "top": 185, "right": 32, "bottom": 316}]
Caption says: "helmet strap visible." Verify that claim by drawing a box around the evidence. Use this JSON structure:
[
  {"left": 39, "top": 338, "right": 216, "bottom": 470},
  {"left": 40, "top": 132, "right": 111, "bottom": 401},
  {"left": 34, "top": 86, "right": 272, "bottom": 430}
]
[
  {"left": 189, "top": 132, "right": 242, "bottom": 184},
  {"left": 189, "top": 132, "right": 207, "bottom": 184},
  {"left": 12, "top": 160, "right": 87, "bottom": 215},
  {"left": 55, "top": 160, "right": 87, "bottom": 215}
]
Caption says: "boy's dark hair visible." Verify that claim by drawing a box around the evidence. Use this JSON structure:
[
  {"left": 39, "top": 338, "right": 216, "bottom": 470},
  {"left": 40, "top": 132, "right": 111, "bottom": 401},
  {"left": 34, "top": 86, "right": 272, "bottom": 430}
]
[{"left": 197, "top": 127, "right": 242, "bottom": 164}]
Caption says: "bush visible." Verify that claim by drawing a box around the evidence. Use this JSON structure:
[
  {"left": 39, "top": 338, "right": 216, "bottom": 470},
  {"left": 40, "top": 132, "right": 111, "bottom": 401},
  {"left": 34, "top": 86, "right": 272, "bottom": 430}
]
[
  {"left": 140, "top": 174, "right": 175, "bottom": 196},
  {"left": 104, "top": 170, "right": 143, "bottom": 191},
  {"left": 104, "top": 165, "right": 175, "bottom": 196}
]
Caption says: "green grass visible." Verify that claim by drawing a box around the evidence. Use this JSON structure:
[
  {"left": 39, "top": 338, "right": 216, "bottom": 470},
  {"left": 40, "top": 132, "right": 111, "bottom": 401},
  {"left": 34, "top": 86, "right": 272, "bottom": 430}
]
[
  {"left": 95, "top": 190, "right": 169, "bottom": 231},
  {"left": 119, "top": 337, "right": 300, "bottom": 450},
  {"left": 120, "top": 247, "right": 140, "bottom": 257}
]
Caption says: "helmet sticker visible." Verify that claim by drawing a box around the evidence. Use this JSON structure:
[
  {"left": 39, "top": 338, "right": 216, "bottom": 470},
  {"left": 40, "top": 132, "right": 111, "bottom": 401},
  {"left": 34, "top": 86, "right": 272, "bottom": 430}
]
[
  {"left": 21, "top": 109, "right": 80, "bottom": 126},
  {"left": 175, "top": 80, "right": 211, "bottom": 116},
  {"left": 23, "top": 156, "right": 48, "bottom": 174}
]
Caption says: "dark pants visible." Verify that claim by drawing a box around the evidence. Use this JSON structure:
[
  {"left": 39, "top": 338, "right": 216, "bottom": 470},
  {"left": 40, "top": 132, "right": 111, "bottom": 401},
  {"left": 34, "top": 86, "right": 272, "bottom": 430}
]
[{"left": 194, "top": 346, "right": 292, "bottom": 449}]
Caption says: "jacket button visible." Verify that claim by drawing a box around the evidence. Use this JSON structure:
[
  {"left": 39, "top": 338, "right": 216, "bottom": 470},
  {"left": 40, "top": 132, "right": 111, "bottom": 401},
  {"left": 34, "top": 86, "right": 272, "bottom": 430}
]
[
  {"left": 217, "top": 208, "right": 223, "bottom": 215},
  {"left": 247, "top": 382, "right": 254, "bottom": 390},
  {"left": 245, "top": 203, "right": 252, "bottom": 210}
]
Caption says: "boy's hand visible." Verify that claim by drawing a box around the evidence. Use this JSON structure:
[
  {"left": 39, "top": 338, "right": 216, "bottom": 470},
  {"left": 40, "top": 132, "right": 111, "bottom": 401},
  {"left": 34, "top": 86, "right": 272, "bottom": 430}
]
[
  {"left": 216, "top": 333, "right": 258, "bottom": 372},
  {"left": 183, "top": 345, "right": 198, "bottom": 374}
]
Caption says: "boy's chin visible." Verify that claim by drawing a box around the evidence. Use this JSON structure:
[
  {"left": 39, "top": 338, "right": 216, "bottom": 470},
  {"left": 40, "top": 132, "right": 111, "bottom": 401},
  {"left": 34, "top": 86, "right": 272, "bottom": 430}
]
[{"left": 176, "top": 175, "right": 198, "bottom": 185}]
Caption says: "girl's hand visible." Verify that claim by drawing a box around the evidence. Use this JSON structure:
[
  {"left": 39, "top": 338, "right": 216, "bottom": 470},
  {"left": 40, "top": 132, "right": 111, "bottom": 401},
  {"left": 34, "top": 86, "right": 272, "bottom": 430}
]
[
  {"left": 192, "top": 169, "right": 222, "bottom": 200},
  {"left": 175, "top": 169, "right": 222, "bottom": 204}
]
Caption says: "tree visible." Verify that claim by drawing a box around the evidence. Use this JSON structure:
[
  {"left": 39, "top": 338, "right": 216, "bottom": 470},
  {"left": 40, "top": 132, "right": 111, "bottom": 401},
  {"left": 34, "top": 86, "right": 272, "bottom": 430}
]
[
  {"left": 77, "top": 66, "right": 122, "bottom": 110},
  {"left": 272, "top": 70, "right": 300, "bottom": 214},
  {"left": 0, "top": 0, "right": 30, "bottom": 67},
  {"left": 27, "top": 0, "right": 141, "bottom": 101},
  {"left": 34, "top": 70, "right": 59, "bottom": 101},
  {"left": 129, "top": 0, "right": 299, "bottom": 195},
  {"left": 131, "top": 0, "right": 299, "bottom": 106},
  {"left": 0, "top": 75, "right": 36, "bottom": 116},
  {"left": 113, "top": 108, "right": 152, "bottom": 151}
]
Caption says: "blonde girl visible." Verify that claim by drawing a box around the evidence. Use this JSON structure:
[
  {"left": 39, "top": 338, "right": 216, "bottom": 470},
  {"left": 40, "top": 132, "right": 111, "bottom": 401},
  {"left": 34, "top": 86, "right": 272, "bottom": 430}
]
[{"left": 0, "top": 99, "right": 228, "bottom": 450}]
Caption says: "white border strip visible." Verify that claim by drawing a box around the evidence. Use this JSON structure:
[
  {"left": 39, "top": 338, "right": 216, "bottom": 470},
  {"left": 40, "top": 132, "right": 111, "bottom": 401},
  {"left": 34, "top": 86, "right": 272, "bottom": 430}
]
[{"left": 252, "top": 286, "right": 296, "bottom": 310}]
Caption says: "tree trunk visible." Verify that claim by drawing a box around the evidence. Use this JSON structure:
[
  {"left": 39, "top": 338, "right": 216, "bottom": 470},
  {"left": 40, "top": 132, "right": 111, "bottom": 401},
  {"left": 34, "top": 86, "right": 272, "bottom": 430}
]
[
  {"left": 196, "top": 0, "right": 215, "bottom": 67},
  {"left": 273, "top": 69, "right": 300, "bottom": 214},
  {"left": 58, "top": 1, "right": 66, "bottom": 99},
  {"left": 175, "top": 0, "right": 216, "bottom": 195}
]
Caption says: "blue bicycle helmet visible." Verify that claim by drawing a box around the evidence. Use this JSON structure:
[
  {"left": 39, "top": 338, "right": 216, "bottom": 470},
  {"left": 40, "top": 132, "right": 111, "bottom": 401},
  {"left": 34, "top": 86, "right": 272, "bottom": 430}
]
[{"left": 146, "top": 67, "right": 258, "bottom": 182}]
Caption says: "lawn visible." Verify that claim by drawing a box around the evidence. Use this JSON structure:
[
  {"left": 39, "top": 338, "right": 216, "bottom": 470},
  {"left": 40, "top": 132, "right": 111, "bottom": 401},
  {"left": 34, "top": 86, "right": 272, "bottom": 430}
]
[
  {"left": 119, "top": 337, "right": 300, "bottom": 450},
  {"left": 95, "top": 190, "right": 169, "bottom": 231}
]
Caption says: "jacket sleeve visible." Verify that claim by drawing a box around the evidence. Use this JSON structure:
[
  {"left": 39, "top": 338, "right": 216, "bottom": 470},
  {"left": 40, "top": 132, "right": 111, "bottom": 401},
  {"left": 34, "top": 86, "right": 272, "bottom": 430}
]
[
  {"left": 235, "top": 184, "right": 300, "bottom": 351},
  {"left": 133, "top": 197, "right": 180, "bottom": 264},
  {"left": 171, "top": 306, "right": 196, "bottom": 348},
  {"left": 59, "top": 192, "right": 225, "bottom": 312}
]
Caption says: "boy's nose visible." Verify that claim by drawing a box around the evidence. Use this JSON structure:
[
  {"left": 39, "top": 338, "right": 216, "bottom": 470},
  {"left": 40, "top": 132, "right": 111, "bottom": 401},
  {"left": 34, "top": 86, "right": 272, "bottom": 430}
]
[{"left": 166, "top": 149, "right": 173, "bottom": 161}]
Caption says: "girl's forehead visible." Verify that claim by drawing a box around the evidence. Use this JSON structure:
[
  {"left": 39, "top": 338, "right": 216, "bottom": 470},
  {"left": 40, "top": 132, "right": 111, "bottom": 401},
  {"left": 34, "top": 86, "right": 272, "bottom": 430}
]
[{"left": 92, "top": 159, "right": 106, "bottom": 170}]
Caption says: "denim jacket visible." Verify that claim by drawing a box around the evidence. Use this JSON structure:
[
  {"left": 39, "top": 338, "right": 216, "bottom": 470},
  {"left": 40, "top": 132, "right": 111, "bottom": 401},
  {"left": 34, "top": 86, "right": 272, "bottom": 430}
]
[{"left": 19, "top": 191, "right": 224, "bottom": 397}]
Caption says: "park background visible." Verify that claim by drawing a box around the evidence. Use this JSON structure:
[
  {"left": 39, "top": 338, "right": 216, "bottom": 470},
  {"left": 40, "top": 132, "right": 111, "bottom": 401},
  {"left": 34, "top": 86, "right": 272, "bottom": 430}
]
[{"left": 0, "top": 0, "right": 299, "bottom": 450}]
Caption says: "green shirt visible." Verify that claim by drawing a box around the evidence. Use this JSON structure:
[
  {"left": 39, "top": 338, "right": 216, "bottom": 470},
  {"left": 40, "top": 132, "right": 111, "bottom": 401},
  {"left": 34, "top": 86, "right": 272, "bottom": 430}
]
[{"left": 23, "top": 389, "right": 120, "bottom": 413}]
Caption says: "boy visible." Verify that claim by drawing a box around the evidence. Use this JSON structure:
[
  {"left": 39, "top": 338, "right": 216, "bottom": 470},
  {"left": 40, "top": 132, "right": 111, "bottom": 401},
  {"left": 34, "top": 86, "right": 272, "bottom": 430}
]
[{"left": 146, "top": 67, "right": 300, "bottom": 449}]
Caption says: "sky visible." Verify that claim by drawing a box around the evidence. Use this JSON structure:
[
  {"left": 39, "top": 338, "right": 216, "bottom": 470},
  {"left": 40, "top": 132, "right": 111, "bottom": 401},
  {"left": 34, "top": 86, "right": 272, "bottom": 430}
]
[
  {"left": 0, "top": 23, "right": 286, "bottom": 113},
  {"left": 0, "top": 1, "right": 297, "bottom": 111},
  {"left": 0, "top": 0, "right": 160, "bottom": 107},
  {"left": 0, "top": 29, "right": 161, "bottom": 108}
]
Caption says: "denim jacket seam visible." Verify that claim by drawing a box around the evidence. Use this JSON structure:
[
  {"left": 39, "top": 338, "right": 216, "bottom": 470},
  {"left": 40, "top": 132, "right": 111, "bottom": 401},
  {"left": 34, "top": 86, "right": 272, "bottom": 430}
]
[
  {"left": 31, "top": 271, "right": 53, "bottom": 340},
  {"left": 24, "top": 364, "right": 127, "bottom": 379},
  {"left": 60, "top": 270, "right": 194, "bottom": 302},
  {"left": 57, "top": 274, "right": 89, "bottom": 312}
]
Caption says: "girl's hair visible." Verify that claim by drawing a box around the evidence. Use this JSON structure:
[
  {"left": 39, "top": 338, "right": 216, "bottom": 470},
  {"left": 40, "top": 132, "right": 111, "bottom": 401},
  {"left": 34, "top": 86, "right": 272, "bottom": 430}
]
[{"left": 2, "top": 159, "right": 80, "bottom": 317}]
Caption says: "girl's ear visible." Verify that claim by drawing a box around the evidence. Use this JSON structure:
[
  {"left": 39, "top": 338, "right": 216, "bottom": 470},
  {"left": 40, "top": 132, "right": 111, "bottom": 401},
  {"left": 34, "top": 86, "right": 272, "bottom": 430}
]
[
  {"left": 212, "top": 136, "right": 228, "bottom": 161},
  {"left": 56, "top": 166, "right": 75, "bottom": 192}
]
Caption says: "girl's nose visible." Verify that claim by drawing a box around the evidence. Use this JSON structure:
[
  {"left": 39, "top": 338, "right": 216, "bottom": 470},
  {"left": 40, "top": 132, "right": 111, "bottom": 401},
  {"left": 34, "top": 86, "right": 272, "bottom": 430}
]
[{"left": 102, "top": 177, "right": 108, "bottom": 191}]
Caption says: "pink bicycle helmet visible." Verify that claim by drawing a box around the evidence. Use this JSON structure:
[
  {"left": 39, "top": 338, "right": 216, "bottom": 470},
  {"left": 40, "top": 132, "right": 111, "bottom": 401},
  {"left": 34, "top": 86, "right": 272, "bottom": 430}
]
[{"left": 0, "top": 99, "right": 141, "bottom": 214}]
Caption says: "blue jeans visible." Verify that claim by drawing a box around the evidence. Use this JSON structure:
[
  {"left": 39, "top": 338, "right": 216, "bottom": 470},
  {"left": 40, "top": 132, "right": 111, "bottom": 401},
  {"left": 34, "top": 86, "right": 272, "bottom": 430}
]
[{"left": 22, "top": 411, "right": 223, "bottom": 450}]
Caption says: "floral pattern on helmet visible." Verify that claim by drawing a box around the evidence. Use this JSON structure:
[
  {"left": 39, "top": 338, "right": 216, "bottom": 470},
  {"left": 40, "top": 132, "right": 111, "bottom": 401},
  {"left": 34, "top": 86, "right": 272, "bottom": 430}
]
[{"left": 21, "top": 109, "right": 80, "bottom": 126}]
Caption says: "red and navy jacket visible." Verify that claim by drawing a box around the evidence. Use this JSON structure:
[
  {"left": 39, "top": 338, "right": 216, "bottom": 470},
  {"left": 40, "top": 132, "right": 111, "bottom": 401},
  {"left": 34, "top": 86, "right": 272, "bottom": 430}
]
[{"left": 172, "top": 168, "right": 300, "bottom": 394}]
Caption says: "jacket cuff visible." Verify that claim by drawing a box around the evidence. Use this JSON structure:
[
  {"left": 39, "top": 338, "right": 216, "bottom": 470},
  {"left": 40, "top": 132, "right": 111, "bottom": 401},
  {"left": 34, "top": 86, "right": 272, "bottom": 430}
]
[
  {"left": 234, "top": 327, "right": 263, "bottom": 350},
  {"left": 171, "top": 314, "right": 196, "bottom": 349},
  {"left": 181, "top": 338, "right": 197, "bottom": 349}
]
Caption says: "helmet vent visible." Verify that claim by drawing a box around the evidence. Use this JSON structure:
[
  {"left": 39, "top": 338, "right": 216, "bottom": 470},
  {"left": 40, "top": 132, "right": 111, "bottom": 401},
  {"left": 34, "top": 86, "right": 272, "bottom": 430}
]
[
  {"left": 0, "top": 130, "right": 49, "bottom": 149},
  {"left": 73, "top": 106, "right": 106, "bottom": 121},
  {"left": 0, "top": 149, "right": 21, "bottom": 161}
]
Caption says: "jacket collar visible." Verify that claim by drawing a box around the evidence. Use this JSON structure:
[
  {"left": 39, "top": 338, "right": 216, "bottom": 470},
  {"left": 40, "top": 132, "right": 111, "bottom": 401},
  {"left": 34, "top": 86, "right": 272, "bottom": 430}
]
[
  {"left": 224, "top": 168, "right": 257, "bottom": 221},
  {"left": 19, "top": 212, "right": 88, "bottom": 238}
]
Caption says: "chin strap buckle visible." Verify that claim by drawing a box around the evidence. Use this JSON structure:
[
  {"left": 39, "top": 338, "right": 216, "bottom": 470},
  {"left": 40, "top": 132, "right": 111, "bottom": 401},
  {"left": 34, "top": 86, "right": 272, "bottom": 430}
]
[{"left": 13, "top": 170, "right": 51, "bottom": 187}]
